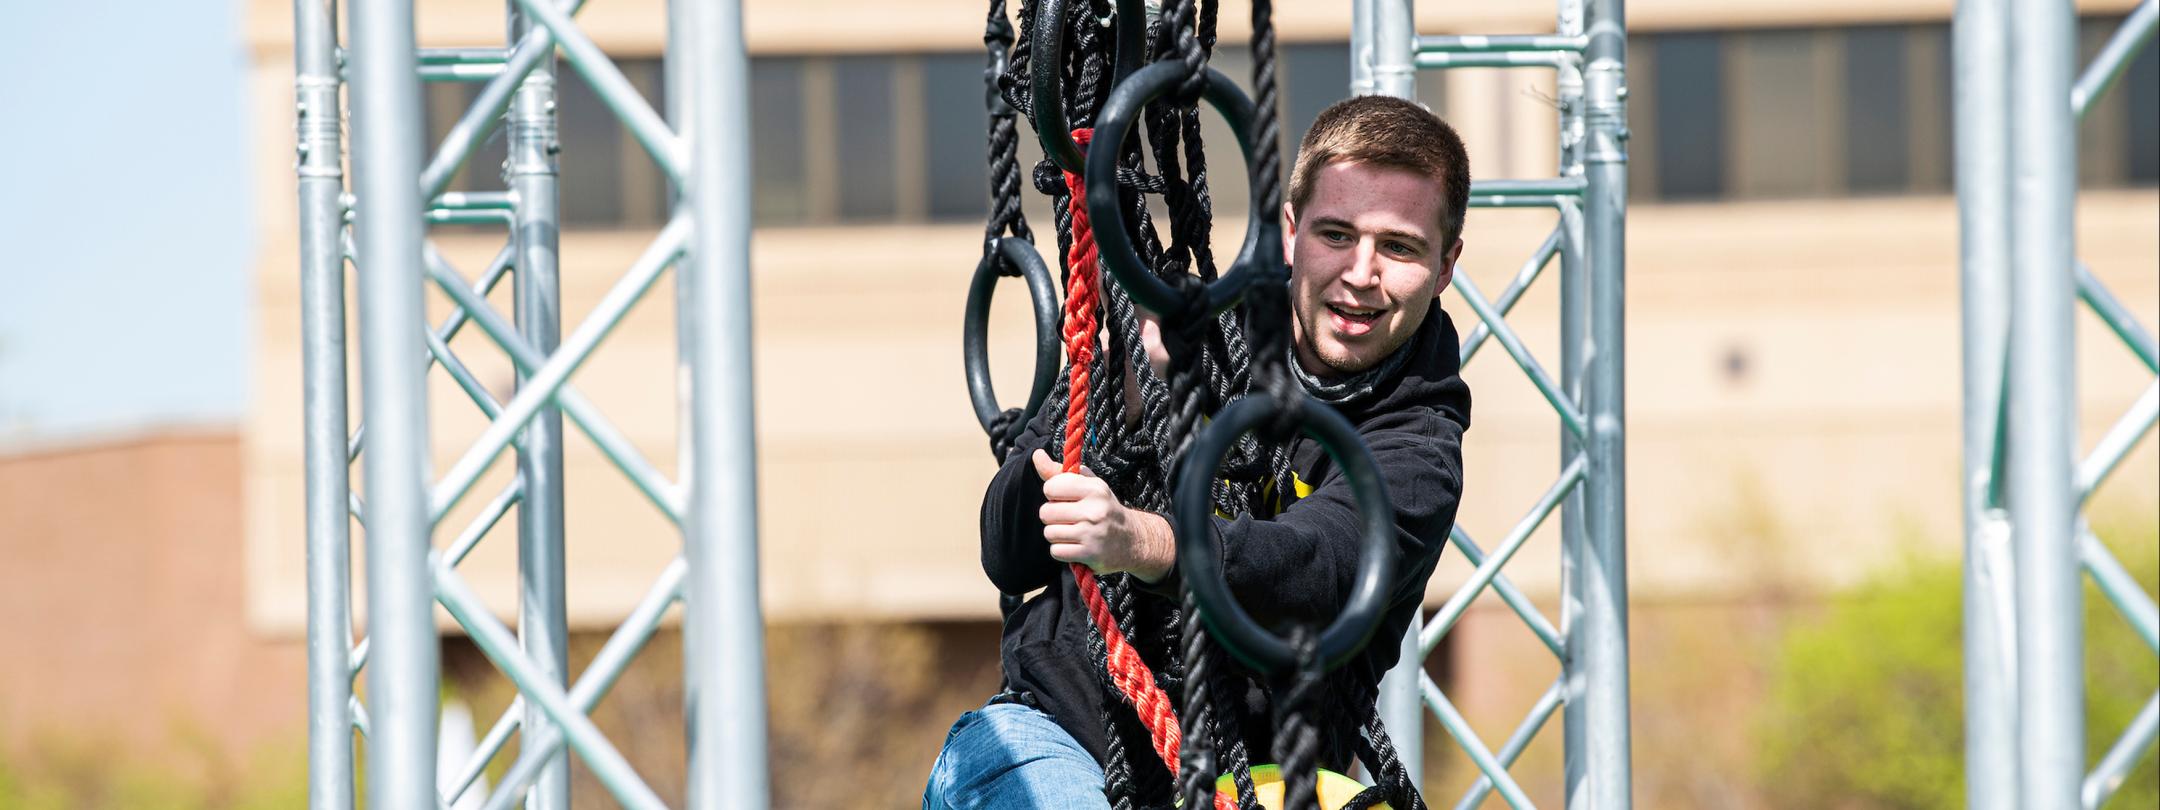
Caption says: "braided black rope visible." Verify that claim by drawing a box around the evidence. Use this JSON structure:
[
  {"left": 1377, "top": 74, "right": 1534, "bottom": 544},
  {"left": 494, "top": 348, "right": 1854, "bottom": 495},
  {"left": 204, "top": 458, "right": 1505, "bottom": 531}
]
[
  {"left": 1342, "top": 707, "right": 1429, "bottom": 810},
  {"left": 1168, "top": 0, "right": 1207, "bottom": 102},
  {"left": 984, "top": 0, "right": 1034, "bottom": 246},
  {"left": 1000, "top": 0, "right": 1397, "bottom": 805},
  {"left": 1001, "top": 0, "right": 1035, "bottom": 116},
  {"left": 1213, "top": 678, "right": 1263, "bottom": 810},
  {"left": 982, "top": 0, "right": 1039, "bottom": 464},
  {"left": 1174, "top": 586, "right": 1219, "bottom": 808},
  {"left": 1272, "top": 628, "right": 1325, "bottom": 810}
]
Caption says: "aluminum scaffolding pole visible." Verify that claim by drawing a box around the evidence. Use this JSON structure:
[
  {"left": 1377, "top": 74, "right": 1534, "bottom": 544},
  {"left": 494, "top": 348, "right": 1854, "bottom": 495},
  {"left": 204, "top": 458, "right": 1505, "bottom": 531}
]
[
  {"left": 2005, "top": 0, "right": 2084, "bottom": 805},
  {"left": 505, "top": 0, "right": 571, "bottom": 806},
  {"left": 295, "top": 1, "right": 355, "bottom": 807},
  {"left": 1352, "top": 0, "right": 1376, "bottom": 94},
  {"left": 1554, "top": 0, "right": 1592, "bottom": 800},
  {"left": 1354, "top": 0, "right": 1417, "bottom": 100},
  {"left": 1577, "top": 0, "right": 1633, "bottom": 805},
  {"left": 1357, "top": 0, "right": 1427, "bottom": 786},
  {"left": 305, "top": 0, "right": 774, "bottom": 804},
  {"left": 347, "top": 0, "right": 441, "bottom": 805},
  {"left": 1356, "top": 1, "right": 1631, "bottom": 804},
  {"left": 673, "top": 0, "right": 771, "bottom": 805},
  {"left": 1953, "top": 0, "right": 2021, "bottom": 805}
]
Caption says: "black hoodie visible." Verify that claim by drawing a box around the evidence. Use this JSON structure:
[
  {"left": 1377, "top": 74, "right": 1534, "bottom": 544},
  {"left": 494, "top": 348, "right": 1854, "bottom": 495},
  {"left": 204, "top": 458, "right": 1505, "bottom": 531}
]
[{"left": 977, "top": 306, "right": 1472, "bottom": 797}]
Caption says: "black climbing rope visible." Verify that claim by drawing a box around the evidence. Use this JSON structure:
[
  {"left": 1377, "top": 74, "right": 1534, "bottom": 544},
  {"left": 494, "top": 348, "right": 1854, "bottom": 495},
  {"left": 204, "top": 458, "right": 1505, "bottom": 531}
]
[{"left": 971, "top": 0, "right": 1431, "bottom": 804}]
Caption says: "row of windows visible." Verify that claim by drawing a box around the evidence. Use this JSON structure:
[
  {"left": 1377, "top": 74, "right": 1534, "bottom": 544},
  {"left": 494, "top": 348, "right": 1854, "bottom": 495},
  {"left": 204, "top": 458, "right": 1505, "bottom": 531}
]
[
  {"left": 421, "top": 44, "right": 1424, "bottom": 229},
  {"left": 420, "top": 16, "right": 2156, "bottom": 228},
  {"left": 1635, "top": 16, "right": 2159, "bottom": 201}
]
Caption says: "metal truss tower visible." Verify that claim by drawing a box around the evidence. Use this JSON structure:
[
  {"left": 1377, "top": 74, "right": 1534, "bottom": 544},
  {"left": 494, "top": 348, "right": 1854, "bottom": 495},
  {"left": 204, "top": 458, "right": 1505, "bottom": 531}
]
[
  {"left": 1352, "top": 1, "right": 1634, "bottom": 807},
  {"left": 294, "top": 0, "right": 766, "bottom": 806},
  {"left": 1956, "top": 1, "right": 2159, "bottom": 807}
]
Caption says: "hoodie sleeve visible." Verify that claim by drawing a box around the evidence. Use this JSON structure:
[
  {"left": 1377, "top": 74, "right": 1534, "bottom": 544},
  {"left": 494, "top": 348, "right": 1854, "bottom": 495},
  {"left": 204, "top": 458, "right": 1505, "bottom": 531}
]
[
  {"left": 979, "top": 405, "right": 1063, "bottom": 595},
  {"left": 1152, "top": 405, "right": 1466, "bottom": 629}
]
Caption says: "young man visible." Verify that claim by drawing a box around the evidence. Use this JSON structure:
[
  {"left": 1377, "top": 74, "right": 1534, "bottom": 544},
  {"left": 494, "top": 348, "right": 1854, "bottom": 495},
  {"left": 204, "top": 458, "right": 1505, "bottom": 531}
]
[{"left": 926, "top": 95, "right": 1473, "bottom": 809}]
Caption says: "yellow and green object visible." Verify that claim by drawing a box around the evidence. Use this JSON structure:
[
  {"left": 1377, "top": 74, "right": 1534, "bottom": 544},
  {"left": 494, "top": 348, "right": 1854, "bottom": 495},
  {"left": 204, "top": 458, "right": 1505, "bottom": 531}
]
[{"left": 1210, "top": 764, "right": 1388, "bottom": 809}]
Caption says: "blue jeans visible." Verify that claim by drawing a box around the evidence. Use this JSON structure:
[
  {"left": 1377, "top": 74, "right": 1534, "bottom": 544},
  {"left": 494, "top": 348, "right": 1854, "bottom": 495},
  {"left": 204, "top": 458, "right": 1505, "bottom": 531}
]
[{"left": 922, "top": 702, "right": 1111, "bottom": 810}]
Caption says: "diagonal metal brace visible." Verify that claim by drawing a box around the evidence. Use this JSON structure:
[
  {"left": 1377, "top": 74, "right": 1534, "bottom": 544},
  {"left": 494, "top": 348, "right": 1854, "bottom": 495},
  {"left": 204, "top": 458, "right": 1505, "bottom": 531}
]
[
  {"left": 1454, "top": 675, "right": 1566, "bottom": 810},
  {"left": 423, "top": 0, "right": 592, "bottom": 197},
  {"left": 1454, "top": 271, "right": 1588, "bottom": 437},
  {"left": 1423, "top": 455, "right": 1587, "bottom": 657},
  {"left": 473, "top": 558, "right": 689, "bottom": 810},
  {"left": 432, "top": 558, "right": 669, "bottom": 810},
  {"left": 1460, "top": 225, "right": 1564, "bottom": 366},
  {"left": 1421, "top": 671, "right": 1537, "bottom": 809},
  {"left": 350, "top": 476, "right": 527, "bottom": 680},
  {"left": 510, "top": 0, "right": 688, "bottom": 182},
  {"left": 345, "top": 239, "right": 515, "bottom": 463},
  {"left": 422, "top": 223, "right": 690, "bottom": 524}
]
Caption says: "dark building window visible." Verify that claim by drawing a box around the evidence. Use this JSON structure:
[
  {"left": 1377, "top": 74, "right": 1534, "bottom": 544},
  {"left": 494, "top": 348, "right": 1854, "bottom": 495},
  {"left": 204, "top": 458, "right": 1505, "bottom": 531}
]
[
  {"left": 1284, "top": 42, "right": 1352, "bottom": 153},
  {"left": 835, "top": 56, "right": 900, "bottom": 222},
  {"left": 1650, "top": 32, "right": 1726, "bottom": 199},
  {"left": 553, "top": 62, "right": 628, "bottom": 226},
  {"left": 925, "top": 52, "right": 992, "bottom": 222},
  {"left": 1845, "top": 26, "right": 1911, "bottom": 194},
  {"left": 2126, "top": 37, "right": 2159, "bottom": 183},
  {"left": 752, "top": 58, "right": 810, "bottom": 225}
]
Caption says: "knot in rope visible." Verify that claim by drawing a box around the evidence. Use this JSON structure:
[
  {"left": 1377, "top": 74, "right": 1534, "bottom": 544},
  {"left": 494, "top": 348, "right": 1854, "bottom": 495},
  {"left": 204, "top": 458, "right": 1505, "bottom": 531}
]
[
  {"left": 983, "top": 0, "right": 1018, "bottom": 116},
  {"left": 1033, "top": 159, "right": 1067, "bottom": 197},
  {"left": 986, "top": 406, "right": 1026, "bottom": 459},
  {"left": 985, "top": 238, "right": 1026, "bottom": 277},
  {"left": 983, "top": 0, "right": 1016, "bottom": 49},
  {"left": 1168, "top": 0, "right": 1207, "bottom": 103}
]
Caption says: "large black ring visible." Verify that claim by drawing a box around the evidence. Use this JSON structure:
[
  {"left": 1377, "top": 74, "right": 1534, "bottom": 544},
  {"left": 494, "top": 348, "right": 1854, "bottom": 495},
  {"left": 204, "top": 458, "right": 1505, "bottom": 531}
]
[
  {"left": 1084, "top": 61, "right": 1285, "bottom": 321},
  {"left": 963, "top": 237, "right": 1062, "bottom": 443},
  {"left": 1029, "top": 0, "right": 1147, "bottom": 174},
  {"left": 1173, "top": 395, "right": 1397, "bottom": 675}
]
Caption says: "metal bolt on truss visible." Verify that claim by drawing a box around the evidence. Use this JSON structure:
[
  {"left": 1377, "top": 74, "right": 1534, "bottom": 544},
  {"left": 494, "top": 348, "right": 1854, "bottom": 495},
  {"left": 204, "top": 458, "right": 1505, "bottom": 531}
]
[
  {"left": 294, "top": 0, "right": 766, "bottom": 806},
  {"left": 1353, "top": 1, "right": 1633, "bottom": 807},
  {"left": 1956, "top": 1, "right": 2160, "bottom": 808}
]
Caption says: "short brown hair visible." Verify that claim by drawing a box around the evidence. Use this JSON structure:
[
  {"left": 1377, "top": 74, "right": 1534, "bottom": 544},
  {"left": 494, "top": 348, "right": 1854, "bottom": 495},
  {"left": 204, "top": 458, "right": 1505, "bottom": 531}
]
[{"left": 1288, "top": 95, "right": 1472, "bottom": 246}]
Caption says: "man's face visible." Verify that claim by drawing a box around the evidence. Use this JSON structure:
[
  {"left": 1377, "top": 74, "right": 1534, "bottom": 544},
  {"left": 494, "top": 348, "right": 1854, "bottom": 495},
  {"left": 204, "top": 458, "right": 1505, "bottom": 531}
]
[{"left": 1285, "top": 160, "right": 1462, "bottom": 379}]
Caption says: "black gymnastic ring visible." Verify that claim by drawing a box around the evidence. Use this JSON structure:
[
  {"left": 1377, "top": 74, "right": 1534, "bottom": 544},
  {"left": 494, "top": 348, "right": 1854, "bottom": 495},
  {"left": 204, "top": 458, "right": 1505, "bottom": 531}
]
[
  {"left": 1084, "top": 61, "right": 1284, "bottom": 322},
  {"left": 1030, "top": 0, "right": 1147, "bottom": 174},
  {"left": 963, "top": 237, "right": 1062, "bottom": 443},
  {"left": 1172, "top": 395, "right": 1397, "bottom": 675}
]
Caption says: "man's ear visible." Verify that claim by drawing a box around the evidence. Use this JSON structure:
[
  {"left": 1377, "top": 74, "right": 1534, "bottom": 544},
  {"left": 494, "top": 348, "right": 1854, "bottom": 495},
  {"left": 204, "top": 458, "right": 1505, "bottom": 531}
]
[
  {"left": 1435, "top": 237, "right": 1464, "bottom": 293},
  {"left": 1280, "top": 201, "right": 1297, "bottom": 266}
]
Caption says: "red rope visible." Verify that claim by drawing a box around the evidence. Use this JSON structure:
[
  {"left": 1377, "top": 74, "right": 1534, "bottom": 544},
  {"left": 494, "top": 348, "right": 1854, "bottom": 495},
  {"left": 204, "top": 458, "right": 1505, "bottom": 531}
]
[{"left": 1058, "top": 129, "right": 1234, "bottom": 810}]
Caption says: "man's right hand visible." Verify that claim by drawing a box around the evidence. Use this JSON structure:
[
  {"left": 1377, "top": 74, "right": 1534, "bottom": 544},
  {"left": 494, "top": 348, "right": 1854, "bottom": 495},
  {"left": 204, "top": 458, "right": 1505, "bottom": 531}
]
[{"left": 1029, "top": 449, "right": 1174, "bottom": 582}]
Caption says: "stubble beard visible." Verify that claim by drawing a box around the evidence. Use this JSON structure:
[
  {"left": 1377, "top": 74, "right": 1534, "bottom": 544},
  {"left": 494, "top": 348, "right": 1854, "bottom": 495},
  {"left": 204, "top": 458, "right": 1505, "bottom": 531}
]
[{"left": 1301, "top": 300, "right": 1428, "bottom": 378}]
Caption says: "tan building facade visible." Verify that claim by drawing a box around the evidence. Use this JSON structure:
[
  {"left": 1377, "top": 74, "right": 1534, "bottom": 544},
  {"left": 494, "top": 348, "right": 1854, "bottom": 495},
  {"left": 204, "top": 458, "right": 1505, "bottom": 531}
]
[
  {"left": 237, "top": 0, "right": 2158, "bottom": 634},
  {"left": 0, "top": 0, "right": 2148, "bottom": 799}
]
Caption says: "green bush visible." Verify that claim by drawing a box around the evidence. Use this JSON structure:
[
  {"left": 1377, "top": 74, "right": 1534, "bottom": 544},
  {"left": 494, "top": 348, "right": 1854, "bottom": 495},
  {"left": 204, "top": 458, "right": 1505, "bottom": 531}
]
[
  {"left": 0, "top": 732, "right": 306, "bottom": 810},
  {"left": 1757, "top": 523, "right": 2159, "bottom": 810}
]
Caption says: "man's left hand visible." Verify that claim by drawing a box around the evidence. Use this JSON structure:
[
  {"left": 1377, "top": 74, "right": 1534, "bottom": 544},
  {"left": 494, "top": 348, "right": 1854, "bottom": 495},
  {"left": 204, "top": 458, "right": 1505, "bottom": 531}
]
[{"left": 1031, "top": 449, "right": 1175, "bottom": 583}]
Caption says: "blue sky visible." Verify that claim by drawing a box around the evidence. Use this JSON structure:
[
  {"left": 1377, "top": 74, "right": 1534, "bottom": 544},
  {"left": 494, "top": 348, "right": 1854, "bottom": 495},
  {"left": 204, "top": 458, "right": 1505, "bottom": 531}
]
[{"left": 0, "top": 1, "right": 254, "bottom": 445}]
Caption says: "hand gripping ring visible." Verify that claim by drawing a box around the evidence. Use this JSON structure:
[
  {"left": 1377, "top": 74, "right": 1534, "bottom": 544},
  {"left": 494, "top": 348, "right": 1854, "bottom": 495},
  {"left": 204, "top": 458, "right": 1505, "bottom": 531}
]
[
  {"left": 1084, "top": 61, "right": 1285, "bottom": 321},
  {"left": 963, "top": 237, "right": 1062, "bottom": 444},
  {"left": 1029, "top": 0, "right": 1147, "bottom": 173},
  {"left": 1173, "top": 395, "right": 1397, "bottom": 675}
]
